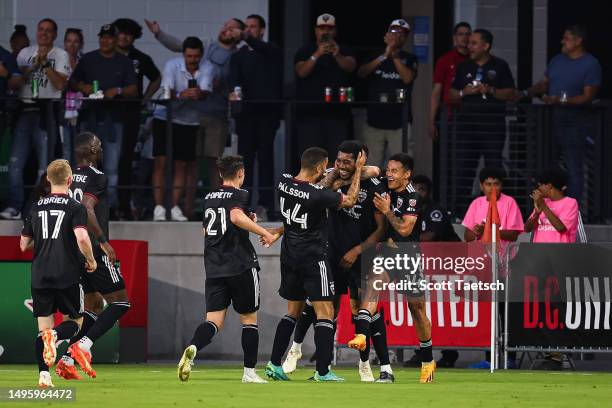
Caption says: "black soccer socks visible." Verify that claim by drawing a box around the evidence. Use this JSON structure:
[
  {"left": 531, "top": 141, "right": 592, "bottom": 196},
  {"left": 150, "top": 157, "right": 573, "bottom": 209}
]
[
  {"left": 314, "top": 319, "right": 335, "bottom": 376},
  {"left": 86, "top": 302, "right": 131, "bottom": 342},
  {"left": 355, "top": 309, "right": 372, "bottom": 336},
  {"left": 293, "top": 302, "right": 315, "bottom": 343},
  {"left": 271, "top": 315, "right": 296, "bottom": 366},
  {"left": 54, "top": 320, "right": 80, "bottom": 341},
  {"left": 353, "top": 314, "right": 371, "bottom": 362},
  {"left": 67, "top": 310, "right": 98, "bottom": 347},
  {"left": 190, "top": 321, "right": 219, "bottom": 350},
  {"left": 371, "top": 312, "right": 390, "bottom": 366},
  {"left": 420, "top": 338, "right": 433, "bottom": 362},
  {"left": 242, "top": 324, "right": 259, "bottom": 369},
  {"left": 35, "top": 335, "right": 47, "bottom": 372}
]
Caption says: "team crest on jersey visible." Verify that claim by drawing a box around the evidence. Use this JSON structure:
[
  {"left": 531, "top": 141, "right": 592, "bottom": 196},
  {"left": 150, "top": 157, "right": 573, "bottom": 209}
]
[
  {"left": 358, "top": 190, "right": 367, "bottom": 203},
  {"left": 430, "top": 210, "right": 443, "bottom": 222},
  {"left": 396, "top": 197, "right": 403, "bottom": 208},
  {"left": 409, "top": 199, "right": 417, "bottom": 207}
]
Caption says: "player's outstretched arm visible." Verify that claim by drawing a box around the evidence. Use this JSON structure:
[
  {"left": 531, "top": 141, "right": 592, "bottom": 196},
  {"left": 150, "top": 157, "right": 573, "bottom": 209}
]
[
  {"left": 339, "top": 151, "right": 366, "bottom": 208},
  {"left": 81, "top": 195, "right": 116, "bottom": 263},
  {"left": 317, "top": 168, "right": 339, "bottom": 189},
  {"left": 74, "top": 228, "right": 97, "bottom": 273},
  {"left": 230, "top": 208, "right": 279, "bottom": 247}
]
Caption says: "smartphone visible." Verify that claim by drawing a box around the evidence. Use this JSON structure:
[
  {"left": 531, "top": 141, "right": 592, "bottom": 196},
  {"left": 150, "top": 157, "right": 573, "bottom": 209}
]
[
  {"left": 321, "top": 33, "right": 332, "bottom": 43},
  {"left": 187, "top": 79, "right": 198, "bottom": 88}
]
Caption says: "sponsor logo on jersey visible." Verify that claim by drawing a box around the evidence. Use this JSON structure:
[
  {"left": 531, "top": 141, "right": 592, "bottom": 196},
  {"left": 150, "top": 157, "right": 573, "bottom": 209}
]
[{"left": 358, "top": 190, "right": 368, "bottom": 203}]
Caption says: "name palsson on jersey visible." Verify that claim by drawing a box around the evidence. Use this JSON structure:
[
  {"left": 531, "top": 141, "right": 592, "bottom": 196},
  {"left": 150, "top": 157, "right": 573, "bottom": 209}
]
[{"left": 278, "top": 181, "right": 310, "bottom": 199}]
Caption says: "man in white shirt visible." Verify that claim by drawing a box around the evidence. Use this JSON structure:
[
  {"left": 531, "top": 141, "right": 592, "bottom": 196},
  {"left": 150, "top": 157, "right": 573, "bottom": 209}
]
[
  {"left": 152, "top": 36, "right": 213, "bottom": 221},
  {"left": 1, "top": 18, "right": 70, "bottom": 220}
]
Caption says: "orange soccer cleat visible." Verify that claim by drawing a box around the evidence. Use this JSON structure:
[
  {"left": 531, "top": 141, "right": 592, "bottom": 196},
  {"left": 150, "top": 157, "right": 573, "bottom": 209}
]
[
  {"left": 419, "top": 360, "right": 436, "bottom": 383},
  {"left": 68, "top": 343, "right": 96, "bottom": 378},
  {"left": 347, "top": 334, "right": 367, "bottom": 352},
  {"left": 55, "top": 359, "right": 82, "bottom": 380},
  {"left": 41, "top": 329, "right": 57, "bottom": 367}
]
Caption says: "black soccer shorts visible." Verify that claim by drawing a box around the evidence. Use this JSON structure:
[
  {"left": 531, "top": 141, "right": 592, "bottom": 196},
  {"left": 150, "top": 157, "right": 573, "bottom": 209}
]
[
  {"left": 81, "top": 246, "right": 126, "bottom": 295},
  {"left": 279, "top": 260, "right": 335, "bottom": 302},
  {"left": 205, "top": 268, "right": 261, "bottom": 314},
  {"left": 31, "top": 284, "right": 83, "bottom": 318}
]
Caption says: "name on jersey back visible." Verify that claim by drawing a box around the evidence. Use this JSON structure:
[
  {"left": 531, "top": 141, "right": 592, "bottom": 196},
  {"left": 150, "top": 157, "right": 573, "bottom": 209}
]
[
  {"left": 38, "top": 196, "right": 69, "bottom": 205},
  {"left": 73, "top": 174, "right": 88, "bottom": 183},
  {"left": 278, "top": 182, "right": 310, "bottom": 199},
  {"left": 205, "top": 191, "right": 234, "bottom": 200}
]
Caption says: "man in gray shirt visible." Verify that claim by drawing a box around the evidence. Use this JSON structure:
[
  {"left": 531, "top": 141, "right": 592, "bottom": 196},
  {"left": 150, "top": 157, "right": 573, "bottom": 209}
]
[{"left": 145, "top": 18, "right": 242, "bottom": 191}]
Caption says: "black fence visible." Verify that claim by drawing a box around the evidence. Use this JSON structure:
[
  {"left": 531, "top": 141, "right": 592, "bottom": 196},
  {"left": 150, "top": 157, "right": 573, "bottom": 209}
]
[{"left": 0, "top": 97, "right": 610, "bottom": 222}]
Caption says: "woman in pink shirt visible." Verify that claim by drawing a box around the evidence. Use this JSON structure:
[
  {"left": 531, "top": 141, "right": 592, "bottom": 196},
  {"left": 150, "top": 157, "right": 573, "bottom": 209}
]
[{"left": 524, "top": 168, "right": 579, "bottom": 243}]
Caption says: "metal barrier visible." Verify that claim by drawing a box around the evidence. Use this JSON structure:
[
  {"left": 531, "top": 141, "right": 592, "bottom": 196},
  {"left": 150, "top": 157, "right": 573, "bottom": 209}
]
[
  {"left": 438, "top": 102, "right": 610, "bottom": 223},
  {"left": 1, "top": 97, "right": 611, "bottom": 221}
]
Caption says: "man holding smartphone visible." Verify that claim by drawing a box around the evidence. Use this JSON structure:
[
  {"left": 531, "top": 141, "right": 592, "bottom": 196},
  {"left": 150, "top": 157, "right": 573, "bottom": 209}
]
[
  {"left": 293, "top": 14, "right": 357, "bottom": 172},
  {"left": 151, "top": 37, "right": 213, "bottom": 221}
]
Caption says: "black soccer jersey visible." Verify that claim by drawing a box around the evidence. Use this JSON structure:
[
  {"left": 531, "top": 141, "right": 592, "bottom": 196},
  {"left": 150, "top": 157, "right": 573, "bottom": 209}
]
[
  {"left": 203, "top": 186, "right": 259, "bottom": 278},
  {"left": 388, "top": 182, "right": 422, "bottom": 242},
  {"left": 22, "top": 193, "right": 88, "bottom": 289},
  {"left": 418, "top": 203, "right": 461, "bottom": 242},
  {"left": 277, "top": 174, "right": 342, "bottom": 266},
  {"left": 328, "top": 177, "right": 386, "bottom": 257},
  {"left": 70, "top": 165, "right": 109, "bottom": 243}
]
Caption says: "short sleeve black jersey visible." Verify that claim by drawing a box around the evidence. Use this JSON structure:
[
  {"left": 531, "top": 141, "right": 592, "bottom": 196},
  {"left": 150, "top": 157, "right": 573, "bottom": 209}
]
[
  {"left": 277, "top": 174, "right": 342, "bottom": 266},
  {"left": 22, "top": 193, "right": 88, "bottom": 289},
  {"left": 203, "top": 186, "right": 259, "bottom": 278},
  {"left": 418, "top": 203, "right": 461, "bottom": 242},
  {"left": 70, "top": 165, "right": 109, "bottom": 243},
  {"left": 388, "top": 182, "right": 422, "bottom": 243},
  {"left": 328, "top": 177, "right": 386, "bottom": 256}
]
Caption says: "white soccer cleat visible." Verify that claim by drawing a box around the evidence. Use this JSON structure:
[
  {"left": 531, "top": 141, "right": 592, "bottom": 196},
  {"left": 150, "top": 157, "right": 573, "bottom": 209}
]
[
  {"left": 153, "top": 205, "right": 166, "bottom": 221},
  {"left": 170, "top": 206, "right": 188, "bottom": 221},
  {"left": 38, "top": 371, "right": 54, "bottom": 388},
  {"left": 242, "top": 370, "right": 268, "bottom": 383},
  {"left": 282, "top": 348, "right": 302, "bottom": 374},
  {"left": 359, "top": 360, "right": 375, "bottom": 382},
  {"left": 177, "top": 345, "right": 197, "bottom": 382}
]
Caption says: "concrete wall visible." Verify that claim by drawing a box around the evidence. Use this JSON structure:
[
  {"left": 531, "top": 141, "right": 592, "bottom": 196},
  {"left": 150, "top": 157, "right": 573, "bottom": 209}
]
[{"left": 0, "top": 0, "right": 268, "bottom": 71}]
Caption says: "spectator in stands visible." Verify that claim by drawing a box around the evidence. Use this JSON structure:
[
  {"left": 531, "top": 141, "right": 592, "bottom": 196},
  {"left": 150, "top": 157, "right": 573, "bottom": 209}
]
[
  {"left": 524, "top": 167, "right": 579, "bottom": 243},
  {"left": 0, "top": 44, "right": 21, "bottom": 141},
  {"left": 293, "top": 13, "right": 356, "bottom": 170},
  {"left": 429, "top": 22, "right": 471, "bottom": 140},
  {"left": 518, "top": 25, "right": 601, "bottom": 202},
  {"left": 151, "top": 37, "right": 212, "bottom": 222},
  {"left": 61, "top": 27, "right": 84, "bottom": 165},
  {"left": 10, "top": 25, "right": 30, "bottom": 57},
  {"left": 402, "top": 174, "right": 461, "bottom": 368},
  {"left": 114, "top": 18, "right": 161, "bottom": 220},
  {"left": 71, "top": 23, "right": 137, "bottom": 214},
  {"left": 462, "top": 167, "right": 523, "bottom": 243},
  {"left": 0, "top": 18, "right": 70, "bottom": 220},
  {"left": 145, "top": 18, "right": 242, "bottom": 191},
  {"left": 449, "top": 29, "right": 516, "bottom": 214},
  {"left": 228, "top": 14, "right": 282, "bottom": 221},
  {"left": 357, "top": 19, "right": 417, "bottom": 166}
]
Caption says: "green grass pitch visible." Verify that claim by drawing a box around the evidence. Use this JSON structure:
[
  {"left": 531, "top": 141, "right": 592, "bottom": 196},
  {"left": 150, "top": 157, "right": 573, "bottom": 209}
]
[{"left": 1, "top": 364, "right": 611, "bottom": 407}]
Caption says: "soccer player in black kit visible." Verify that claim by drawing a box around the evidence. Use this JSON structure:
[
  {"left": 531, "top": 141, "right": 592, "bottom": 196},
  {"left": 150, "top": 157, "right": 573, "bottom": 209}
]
[
  {"left": 20, "top": 159, "right": 97, "bottom": 388},
  {"left": 370, "top": 153, "right": 437, "bottom": 383},
  {"left": 54, "top": 132, "right": 131, "bottom": 380},
  {"left": 282, "top": 141, "right": 392, "bottom": 382},
  {"left": 177, "top": 156, "right": 277, "bottom": 383},
  {"left": 264, "top": 147, "right": 365, "bottom": 382}
]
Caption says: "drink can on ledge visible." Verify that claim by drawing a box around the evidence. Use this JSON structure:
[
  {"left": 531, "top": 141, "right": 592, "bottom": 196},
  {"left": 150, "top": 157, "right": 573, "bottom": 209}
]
[
  {"left": 162, "top": 86, "right": 171, "bottom": 100},
  {"left": 92, "top": 80, "right": 99, "bottom": 94},
  {"left": 347, "top": 87, "right": 354, "bottom": 102},
  {"left": 324, "top": 87, "right": 332, "bottom": 102},
  {"left": 234, "top": 86, "right": 243, "bottom": 101},
  {"left": 31, "top": 79, "right": 40, "bottom": 98},
  {"left": 339, "top": 87, "right": 347, "bottom": 103},
  {"left": 396, "top": 88, "right": 405, "bottom": 103}
]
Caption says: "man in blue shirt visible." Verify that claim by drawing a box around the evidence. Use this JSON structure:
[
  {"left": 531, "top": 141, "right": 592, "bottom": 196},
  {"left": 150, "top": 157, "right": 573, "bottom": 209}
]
[{"left": 520, "top": 25, "right": 602, "bottom": 201}]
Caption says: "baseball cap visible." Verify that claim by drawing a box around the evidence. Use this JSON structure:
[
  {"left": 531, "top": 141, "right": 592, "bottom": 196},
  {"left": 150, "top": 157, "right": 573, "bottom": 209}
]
[
  {"left": 316, "top": 13, "right": 336, "bottom": 27},
  {"left": 389, "top": 19, "right": 410, "bottom": 32},
  {"left": 98, "top": 24, "right": 118, "bottom": 37}
]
